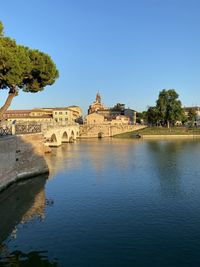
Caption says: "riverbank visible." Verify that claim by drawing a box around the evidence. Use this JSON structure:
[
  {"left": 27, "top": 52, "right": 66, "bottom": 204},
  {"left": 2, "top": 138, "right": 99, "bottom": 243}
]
[
  {"left": 0, "top": 134, "right": 49, "bottom": 192},
  {"left": 114, "top": 126, "right": 200, "bottom": 138}
]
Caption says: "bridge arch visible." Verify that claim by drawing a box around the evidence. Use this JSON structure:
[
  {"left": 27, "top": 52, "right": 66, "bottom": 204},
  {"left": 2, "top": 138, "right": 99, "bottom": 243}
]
[
  {"left": 51, "top": 133, "right": 57, "bottom": 142},
  {"left": 62, "top": 131, "right": 69, "bottom": 143},
  {"left": 98, "top": 132, "right": 104, "bottom": 138}
]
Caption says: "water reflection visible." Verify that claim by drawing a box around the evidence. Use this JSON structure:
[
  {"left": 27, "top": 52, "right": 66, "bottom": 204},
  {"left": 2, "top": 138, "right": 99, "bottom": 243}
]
[
  {"left": 147, "top": 140, "right": 200, "bottom": 197},
  {"left": 0, "top": 250, "right": 58, "bottom": 267},
  {"left": 45, "top": 143, "right": 82, "bottom": 178},
  {"left": 45, "top": 139, "right": 141, "bottom": 177},
  {"left": 0, "top": 175, "right": 47, "bottom": 244},
  {"left": 1, "top": 139, "right": 200, "bottom": 266}
]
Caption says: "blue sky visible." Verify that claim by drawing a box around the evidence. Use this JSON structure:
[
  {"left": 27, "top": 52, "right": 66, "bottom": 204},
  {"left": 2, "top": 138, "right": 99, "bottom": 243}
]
[{"left": 1, "top": 0, "right": 200, "bottom": 114}]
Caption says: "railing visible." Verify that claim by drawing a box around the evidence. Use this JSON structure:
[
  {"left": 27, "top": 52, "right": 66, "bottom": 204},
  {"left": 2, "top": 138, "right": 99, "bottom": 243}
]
[
  {"left": 0, "top": 125, "right": 12, "bottom": 136},
  {"left": 0, "top": 123, "right": 42, "bottom": 136},
  {"left": 0, "top": 121, "right": 79, "bottom": 137},
  {"left": 15, "top": 124, "right": 42, "bottom": 135}
]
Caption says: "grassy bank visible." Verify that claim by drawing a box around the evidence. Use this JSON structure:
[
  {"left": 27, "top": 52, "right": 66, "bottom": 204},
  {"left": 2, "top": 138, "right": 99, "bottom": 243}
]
[{"left": 114, "top": 126, "right": 200, "bottom": 138}]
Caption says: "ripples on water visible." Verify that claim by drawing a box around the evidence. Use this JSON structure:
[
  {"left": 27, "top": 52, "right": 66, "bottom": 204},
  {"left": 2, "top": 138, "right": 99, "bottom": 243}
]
[{"left": 1, "top": 139, "right": 200, "bottom": 266}]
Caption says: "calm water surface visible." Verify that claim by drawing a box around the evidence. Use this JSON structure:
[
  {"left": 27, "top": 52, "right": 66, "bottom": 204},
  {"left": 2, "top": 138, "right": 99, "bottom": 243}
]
[{"left": 1, "top": 139, "right": 200, "bottom": 266}]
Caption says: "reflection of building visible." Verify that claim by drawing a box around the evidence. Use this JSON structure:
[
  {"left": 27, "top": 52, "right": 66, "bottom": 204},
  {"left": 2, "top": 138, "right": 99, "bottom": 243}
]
[
  {"left": 21, "top": 189, "right": 46, "bottom": 223},
  {"left": 86, "top": 92, "right": 136, "bottom": 125},
  {"left": 3, "top": 106, "right": 82, "bottom": 124}
]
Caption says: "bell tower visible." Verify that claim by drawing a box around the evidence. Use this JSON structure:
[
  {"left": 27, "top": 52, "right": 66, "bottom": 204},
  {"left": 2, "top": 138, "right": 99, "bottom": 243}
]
[{"left": 96, "top": 91, "right": 101, "bottom": 103}]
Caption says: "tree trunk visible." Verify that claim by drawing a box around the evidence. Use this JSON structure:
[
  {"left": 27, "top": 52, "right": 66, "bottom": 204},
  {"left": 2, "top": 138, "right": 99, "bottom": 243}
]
[
  {"left": 167, "top": 120, "right": 170, "bottom": 129},
  {"left": 0, "top": 90, "right": 17, "bottom": 121}
]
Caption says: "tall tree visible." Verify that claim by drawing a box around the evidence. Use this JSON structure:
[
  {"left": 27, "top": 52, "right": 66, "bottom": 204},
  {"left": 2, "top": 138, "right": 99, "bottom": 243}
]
[
  {"left": 0, "top": 21, "right": 59, "bottom": 120},
  {"left": 156, "top": 89, "right": 184, "bottom": 128},
  {"left": 188, "top": 108, "right": 196, "bottom": 123},
  {"left": 0, "top": 21, "right": 3, "bottom": 36},
  {"left": 146, "top": 106, "right": 160, "bottom": 126}
]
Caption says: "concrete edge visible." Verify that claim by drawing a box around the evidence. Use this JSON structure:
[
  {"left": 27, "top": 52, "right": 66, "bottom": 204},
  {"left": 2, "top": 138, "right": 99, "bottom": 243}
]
[{"left": 0, "top": 168, "right": 49, "bottom": 194}]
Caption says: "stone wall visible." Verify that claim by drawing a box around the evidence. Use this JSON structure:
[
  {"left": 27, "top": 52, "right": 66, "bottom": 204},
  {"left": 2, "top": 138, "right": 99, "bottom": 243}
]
[
  {"left": 79, "top": 124, "right": 146, "bottom": 138},
  {"left": 0, "top": 134, "right": 49, "bottom": 192}
]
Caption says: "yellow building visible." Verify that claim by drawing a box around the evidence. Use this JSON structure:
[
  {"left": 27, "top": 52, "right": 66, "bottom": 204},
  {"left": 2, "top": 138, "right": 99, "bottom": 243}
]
[
  {"left": 110, "top": 115, "right": 130, "bottom": 125},
  {"left": 87, "top": 92, "right": 136, "bottom": 124},
  {"left": 85, "top": 113, "right": 130, "bottom": 125},
  {"left": 3, "top": 109, "right": 52, "bottom": 123},
  {"left": 52, "top": 108, "right": 74, "bottom": 124},
  {"left": 3, "top": 106, "right": 83, "bottom": 125},
  {"left": 85, "top": 113, "right": 105, "bottom": 124}
]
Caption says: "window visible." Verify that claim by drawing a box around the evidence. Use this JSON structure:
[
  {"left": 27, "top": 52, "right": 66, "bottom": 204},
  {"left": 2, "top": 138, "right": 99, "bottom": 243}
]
[{"left": 59, "top": 112, "right": 62, "bottom": 115}]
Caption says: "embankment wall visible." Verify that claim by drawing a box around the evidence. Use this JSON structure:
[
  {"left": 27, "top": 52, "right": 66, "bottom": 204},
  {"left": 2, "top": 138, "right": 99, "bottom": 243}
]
[
  {"left": 80, "top": 125, "right": 146, "bottom": 138},
  {"left": 0, "top": 134, "right": 49, "bottom": 192}
]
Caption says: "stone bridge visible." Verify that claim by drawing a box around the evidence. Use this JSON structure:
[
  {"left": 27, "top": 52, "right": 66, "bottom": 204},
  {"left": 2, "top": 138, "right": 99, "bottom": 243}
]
[
  {"left": 0, "top": 122, "right": 80, "bottom": 147},
  {"left": 42, "top": 123, "right": 80, "bottom": 147},
  {"left": 79, "top": 124, "right": 146, "bottom": 138},
  {"left": 0, "top": 122, "right": 145, "bottom": 145}
]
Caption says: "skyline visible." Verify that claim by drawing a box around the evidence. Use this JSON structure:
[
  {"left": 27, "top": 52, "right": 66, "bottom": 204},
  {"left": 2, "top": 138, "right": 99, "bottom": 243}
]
[{"left": 1, "top": 0, "right": 200, "bottom": 114}]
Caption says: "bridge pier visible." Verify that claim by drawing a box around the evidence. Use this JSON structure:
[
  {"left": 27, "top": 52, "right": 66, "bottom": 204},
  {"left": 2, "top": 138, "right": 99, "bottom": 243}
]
[{"left": 45, "top": 141, "right": 62, "bottom": 147}]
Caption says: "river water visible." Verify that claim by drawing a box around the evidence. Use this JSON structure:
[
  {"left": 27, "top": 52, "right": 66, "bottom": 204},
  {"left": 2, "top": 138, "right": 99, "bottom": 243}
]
[{"left": 1, "top": 139, "right": 200, "bottom": 266}]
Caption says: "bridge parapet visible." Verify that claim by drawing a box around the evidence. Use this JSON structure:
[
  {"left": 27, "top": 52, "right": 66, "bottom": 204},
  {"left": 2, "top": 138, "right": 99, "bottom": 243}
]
[{"left": 41, "top": 122, "right": 79, "bottom": 131}]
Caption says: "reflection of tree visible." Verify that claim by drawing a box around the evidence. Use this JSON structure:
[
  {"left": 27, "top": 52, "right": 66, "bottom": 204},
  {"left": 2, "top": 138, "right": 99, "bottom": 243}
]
[
  {"left": 0, "top": 250, "right": 58, "bottom": 267},
  {"left": 147, "top": 140, "right": 184, "bottom": 197},
  {"left": 0, "top": 175, "right": 47, "bottom": 244}
]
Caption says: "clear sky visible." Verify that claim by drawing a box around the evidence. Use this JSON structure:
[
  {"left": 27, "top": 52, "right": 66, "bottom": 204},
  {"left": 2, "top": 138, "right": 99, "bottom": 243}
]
[{"left": 1, "top": 0, "right": 200, "bottom": 114}]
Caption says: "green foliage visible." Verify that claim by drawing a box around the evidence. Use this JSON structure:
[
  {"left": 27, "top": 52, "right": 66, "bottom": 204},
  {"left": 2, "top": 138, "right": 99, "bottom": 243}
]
[
  {"left": 188, "top": 108, "right": 196, "bottom": 122},
  {"left": 0, "top": 21, "right": 59, "bottom": 95},
  {"left": 114, "top": 126, "right": 200, "bottom": 138},
  {"left": 145, "top": 89, "right": 185, "bottom": 127},
  {"left": 112, "top": 103, "right": 125, "bottom": 112},
  {"left": 156, "top": 89, "right": 184, "bottom": 127},
  {"left": 136, "top": 111, "right": 146, "bottom": 123},
  {"left": 0, "top": 21, "right": 3, "bottom": 36},
  {"left": 146, "top": 106, "right": 159, "bottom": 125}
]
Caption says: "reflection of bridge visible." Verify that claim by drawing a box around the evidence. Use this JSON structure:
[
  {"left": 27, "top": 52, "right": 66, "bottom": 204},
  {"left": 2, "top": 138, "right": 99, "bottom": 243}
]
[
  {"left": 80, "top": 124, "right": 146, "bottom": 138},
  {"left": 42, "top": 123, "right": 80, "bottom": 147}
]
